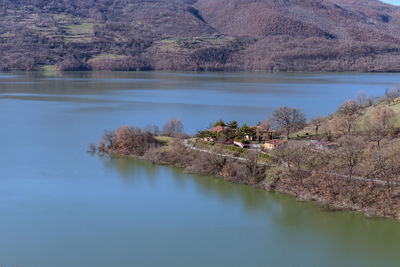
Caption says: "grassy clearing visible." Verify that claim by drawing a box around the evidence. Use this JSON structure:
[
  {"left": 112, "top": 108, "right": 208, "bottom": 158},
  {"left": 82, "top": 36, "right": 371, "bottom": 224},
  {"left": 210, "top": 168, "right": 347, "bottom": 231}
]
[
  {"left": 151, "top": 36, "right": 232, "bottom": 53},
  {"left": 62, "top": 23, "right": 96, "bottom": 43},
  {"left": 41, "top": 65, "right": 58, "bottom": 72},
  {"left": 388, "top": 99, "right": 400, "bottom": 127},
  {"left": 0, "top": 32, "right": 15, "bottom": 38},
  {"left": 64, "top": 23, "right": 94, "bottom": 35},
  {"left": 155, "top": 136, "right": 174, "bottom": 145},
  {"left": 294, "top": 96, "right": 400, "bottom": 137}
]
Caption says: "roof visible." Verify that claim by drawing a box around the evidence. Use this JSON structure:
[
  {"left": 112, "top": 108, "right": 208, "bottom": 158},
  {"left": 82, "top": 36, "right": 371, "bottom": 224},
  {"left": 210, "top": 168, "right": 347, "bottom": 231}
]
[{"left": 208, "top": 126, "right": 228, "bottom": 133}]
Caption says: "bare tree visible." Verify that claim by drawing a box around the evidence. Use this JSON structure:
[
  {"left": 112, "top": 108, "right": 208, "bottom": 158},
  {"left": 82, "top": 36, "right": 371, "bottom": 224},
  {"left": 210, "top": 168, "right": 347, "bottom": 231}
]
[
  {"left": 366, "top": 106, "right": 395, "bottom": 147},
  {"left": 256, "top": 118, "right": 272, "bottom": 140},
  {"left": 110, "top": 126, "right": 158, "bottom": 155},
  {"left": 153, "top": 125, "right": 160, "bottom": 136},
  {"left": 356, "top": 91, "right": 367, "bottom": 107},
  {"left": 310, "top": 116, "right": 325, "bottom": 136},
  {"left": 272, "top": 141, "right": 318, "bottom": 185},
  {"left": 384, "top": 87, "right": 400, "bottom": 106},
  {"left": 272, "top": 107, "right": 306, "bottom": 140},
  {"left": 102, "top": 130, "right": 114, "bottom": 147},
  {"left": 335, "top": 135, "right": 365, "bottom": 179},
  {"left": 364, "top": 143, "right": 400, "bottom": 197},
  {"left": 244, "top": 150, "right": 265, "bottom": 185},
  {"left": 144, "top": 124, "right": 153, "bottom": 134},
  {"left": 336, "top": 99, "right": 363, "bottom": 134},
  {"left": 161, "top": 118, "right": 184, "bottom": 137}
]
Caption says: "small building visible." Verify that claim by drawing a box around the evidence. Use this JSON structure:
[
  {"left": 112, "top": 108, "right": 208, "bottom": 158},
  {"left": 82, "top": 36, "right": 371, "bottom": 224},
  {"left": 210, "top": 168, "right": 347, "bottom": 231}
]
[{"left": 264, "top": 140, "right": 287, "bottom": 150}]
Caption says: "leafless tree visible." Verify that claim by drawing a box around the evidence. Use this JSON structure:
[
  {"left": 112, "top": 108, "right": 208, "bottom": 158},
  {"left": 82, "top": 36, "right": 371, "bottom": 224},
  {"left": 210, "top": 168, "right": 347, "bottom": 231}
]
[
  {"left": 310, "top": 116, "right": 325, "bottom": 136},
  {"left": 366, "top": 106, "right": 395, "bottom": 147},
  {"left": 256, "top": 118, "right": 272, "bottom": 140},
  {"left": 144, "top": 125, "right": 153, "bottom": 134},
  {"left": 161, "top": 118, "right": 184, "bottom": 137},
  {"left": 336, "top": 99, "right": 363, "bottom": 134},
  {"left": 272, "top": 107, "right": 306, "bottom": 140},
  {"left": 244, "top": 150, "right": 265, "bottom": 185},
  {"left": 102, "top": 130, "right": 114, "bottom": 147},
  {"left": 335, "top": 135, "right": 365, "bottom": 179},
  {"left": 153, "top": 125, "right": 160, "bottom": 136},
  {"left": 143, "top": 144, "right": 161, "bottom": 164},
  {"left": 356, "top": 91, "right": 367, "bottom": 107},
  {"left": 385, "top": 87, "right": 400, "bottom": 106},
  {"left": 364, "top": 143, "right": 400, "bottom": 197},
  {"left": 110, "top": 126, "right": 158, "bottom": 156}
]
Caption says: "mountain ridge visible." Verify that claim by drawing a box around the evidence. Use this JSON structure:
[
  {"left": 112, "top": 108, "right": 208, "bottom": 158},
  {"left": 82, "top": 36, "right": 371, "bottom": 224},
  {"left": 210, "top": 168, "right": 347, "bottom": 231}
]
[{"left": 1, "top": 0, "right": 400, "bottom": 72}]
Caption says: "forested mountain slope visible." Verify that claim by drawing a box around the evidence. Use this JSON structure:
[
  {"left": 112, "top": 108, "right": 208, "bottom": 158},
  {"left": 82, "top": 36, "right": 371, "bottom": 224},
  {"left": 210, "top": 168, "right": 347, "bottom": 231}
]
[{"left": 1, "top": 0, "right": 399, "bottom": 71}]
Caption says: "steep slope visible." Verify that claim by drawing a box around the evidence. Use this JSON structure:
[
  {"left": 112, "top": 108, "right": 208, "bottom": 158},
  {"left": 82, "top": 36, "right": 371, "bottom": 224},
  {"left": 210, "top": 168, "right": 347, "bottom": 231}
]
[
  {"left": 194, "top": 0, "right": 400, "bottom": 42},
  {"left": 0, "top": 0, "right": 400, "bottom": 72},
  {"left": 193, "top": 0, "right": 400, "bottom": 71}
]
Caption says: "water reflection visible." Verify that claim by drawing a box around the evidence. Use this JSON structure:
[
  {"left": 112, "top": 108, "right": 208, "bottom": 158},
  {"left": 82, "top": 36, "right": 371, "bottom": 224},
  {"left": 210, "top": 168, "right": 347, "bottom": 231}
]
[
  {"left": 2, "top": 71, "right": 400, "bottom": 266},
  {"left": 101, "top": 154, "right": 400, "bottom": 266},
  {"left": 99, "top": 155, "right": 160, "bottom": 184}
]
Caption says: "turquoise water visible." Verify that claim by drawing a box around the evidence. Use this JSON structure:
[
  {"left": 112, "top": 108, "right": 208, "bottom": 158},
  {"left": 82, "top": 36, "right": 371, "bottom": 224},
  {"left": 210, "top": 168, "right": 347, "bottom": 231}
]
[{"left": 1, "top": 71, "right": 400, "bottom": 267}]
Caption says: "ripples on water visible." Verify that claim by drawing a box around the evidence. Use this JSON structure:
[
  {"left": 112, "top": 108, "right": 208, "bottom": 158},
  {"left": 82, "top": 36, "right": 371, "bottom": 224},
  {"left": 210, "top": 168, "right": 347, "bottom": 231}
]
[{"left": 0, "top": 71, "right": 400, "bottom": 267}]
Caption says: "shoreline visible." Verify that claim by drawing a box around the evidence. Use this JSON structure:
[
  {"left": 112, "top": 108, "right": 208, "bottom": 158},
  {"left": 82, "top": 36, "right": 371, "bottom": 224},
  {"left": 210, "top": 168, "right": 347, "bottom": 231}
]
[
  {"left": 99, "top": 139, "right": 400, "bottom": 221},
  {"left": 3, "top": 69, "right": 400, "bottom": 74}
]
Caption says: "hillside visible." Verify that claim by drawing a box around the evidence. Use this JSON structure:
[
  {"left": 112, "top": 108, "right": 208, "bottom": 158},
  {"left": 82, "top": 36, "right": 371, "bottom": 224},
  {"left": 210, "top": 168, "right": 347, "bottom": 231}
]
[{"left": 1, "top": 0, "right": 400, "bottom": 72}]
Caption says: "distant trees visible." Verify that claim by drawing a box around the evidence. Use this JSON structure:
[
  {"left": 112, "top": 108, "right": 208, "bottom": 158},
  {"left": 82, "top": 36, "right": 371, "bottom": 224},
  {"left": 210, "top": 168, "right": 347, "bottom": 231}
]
[
  {"left": 227, "top": 120, "right": 238, "bottom": 129},
  {"left": 213, "top": 119, "right": 226, "bottom": 127},
  {"left": 244, "top": 150, "right": 266, "bottom": 184},
  {"left": 272, "top": 107, "right": 306, "bottom": 140},
  {"left": 356, "top": 91, "right": 367, "bottom": 107},
  {"left": 333, "top": 99, "right": 363, "bottom": 134},
  {"left": 257, "top": 118, "right": 272, "bottom": 131},
  {"left": 99, "top": 126, "right": 158, "bottom": 156},
  {"left": 335, "top": 135, "right": 365, "bottom": 179},
  {"left": 256, "top": 118, "right": 272, "bottom": 140},
  {"left": 384, "top": 87, "right": 400, "bottom": 105},
  {"left": 162, "top": 118, "right": 184, "bottom": 137},
  {"left": 236, "top": 123, "right": 256, "bottom": 141},
  {"left": 366, "top": 106, "right": 395, "bottom": 147},
  {"left": 310, "top": 116, "right": 325, "bottom": 136}
]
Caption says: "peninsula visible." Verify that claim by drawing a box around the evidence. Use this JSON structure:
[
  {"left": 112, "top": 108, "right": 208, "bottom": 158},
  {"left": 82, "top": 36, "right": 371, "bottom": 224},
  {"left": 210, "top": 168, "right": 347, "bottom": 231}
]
[{"left": 91, "top": 88, "right": 400, "bottom": 220}]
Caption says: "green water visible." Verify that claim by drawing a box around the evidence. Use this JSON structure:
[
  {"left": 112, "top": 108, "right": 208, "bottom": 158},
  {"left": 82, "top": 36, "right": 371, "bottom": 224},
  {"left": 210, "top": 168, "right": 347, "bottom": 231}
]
[{"left": 1, "top": 71, "right": 400, "bottom": 267}]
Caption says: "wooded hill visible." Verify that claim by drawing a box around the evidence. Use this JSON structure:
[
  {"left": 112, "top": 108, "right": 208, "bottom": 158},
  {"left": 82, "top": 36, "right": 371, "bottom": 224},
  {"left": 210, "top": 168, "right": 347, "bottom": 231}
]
[{"left": 1, "top": 0, "right": 400, "bottom": 72}]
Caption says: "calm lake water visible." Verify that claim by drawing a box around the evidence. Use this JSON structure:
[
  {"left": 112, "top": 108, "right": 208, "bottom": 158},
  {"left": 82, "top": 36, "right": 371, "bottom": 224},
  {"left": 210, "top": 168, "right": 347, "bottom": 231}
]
[{"left": 1, "top": 71, "right": 400, "bottom": 267}]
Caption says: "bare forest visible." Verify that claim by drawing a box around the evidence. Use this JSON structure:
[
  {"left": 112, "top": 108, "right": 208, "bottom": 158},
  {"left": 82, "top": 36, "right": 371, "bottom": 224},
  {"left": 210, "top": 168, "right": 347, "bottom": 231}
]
[{"left": 1, "top": 0, "right": 400, "bottom": 72}]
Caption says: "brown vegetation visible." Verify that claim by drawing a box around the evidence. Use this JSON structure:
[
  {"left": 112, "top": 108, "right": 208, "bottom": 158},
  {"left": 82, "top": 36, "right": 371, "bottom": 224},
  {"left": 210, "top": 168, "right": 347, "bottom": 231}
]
[
  {"left": 272, "top": 107, "right": 306, "bottom": 140},
  {"left": 1, "top": 0, "right": 400, "bottom": 72},
  {"left": 93, "top": 89, "right": 400, "bottom": 219}
]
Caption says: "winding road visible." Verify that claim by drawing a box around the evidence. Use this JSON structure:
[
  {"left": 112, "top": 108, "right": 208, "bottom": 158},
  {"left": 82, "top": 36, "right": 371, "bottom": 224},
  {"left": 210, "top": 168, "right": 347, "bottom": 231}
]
[{"left": 182, "top": 139, "right": 392, "bottom": 185}]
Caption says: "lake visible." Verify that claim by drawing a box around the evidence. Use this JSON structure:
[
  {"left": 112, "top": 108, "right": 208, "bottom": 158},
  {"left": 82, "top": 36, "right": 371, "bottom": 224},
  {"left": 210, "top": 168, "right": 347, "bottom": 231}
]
[{"left": 1, "top": 71, "right": 400, "bottom": 267}]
